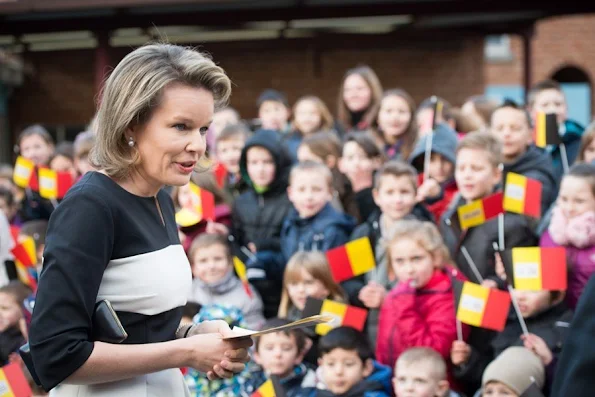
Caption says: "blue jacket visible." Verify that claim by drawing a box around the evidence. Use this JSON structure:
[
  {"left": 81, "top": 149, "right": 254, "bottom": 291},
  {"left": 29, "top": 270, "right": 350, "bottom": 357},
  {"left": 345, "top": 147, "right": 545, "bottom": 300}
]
[
  {"left": 281, "top": 202, "right": 356, "bottom": 262},
  {"left": 548, "top": 119, "right": 584, "bottom": 183},
  {"left": 316, "top": 361, "right": 393, "bottom": 397}
]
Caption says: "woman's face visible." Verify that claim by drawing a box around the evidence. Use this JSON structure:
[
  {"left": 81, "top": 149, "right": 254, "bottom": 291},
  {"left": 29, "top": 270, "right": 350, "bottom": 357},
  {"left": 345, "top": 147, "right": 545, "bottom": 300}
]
[
  {"left": 20, "top": 134, "right": 54, "bottom": 166},
  {"left": 129, "top": 83, "right": 213, "bottom": 194},
  {"left": 343, "top": 74, "right": 372, "bottom": 113}
]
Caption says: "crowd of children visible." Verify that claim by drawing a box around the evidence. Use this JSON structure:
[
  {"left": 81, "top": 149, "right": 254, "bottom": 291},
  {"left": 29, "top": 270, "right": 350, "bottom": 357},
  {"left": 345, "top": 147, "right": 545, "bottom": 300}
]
[{"left": 0, "top": 66, "right": 594, "bottom": 397}]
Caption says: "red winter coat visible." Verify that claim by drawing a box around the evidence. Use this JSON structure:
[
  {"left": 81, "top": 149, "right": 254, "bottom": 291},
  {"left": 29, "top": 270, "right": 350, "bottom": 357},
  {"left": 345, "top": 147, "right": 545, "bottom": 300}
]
[{"left": 376, "top": 267, "right": 469, "bottom": 386}]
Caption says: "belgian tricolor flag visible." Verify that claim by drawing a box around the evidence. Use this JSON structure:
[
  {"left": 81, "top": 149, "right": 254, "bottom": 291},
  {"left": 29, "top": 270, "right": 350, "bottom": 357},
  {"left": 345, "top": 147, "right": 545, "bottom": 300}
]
[
  {"left": 12, "top": 156, "right": 35, "bottom": 189},
  {"left": 453, "top": 280, "right": 511, "bottom": 332},
  {"left": 503, "top": 173, "right": 542, "bottom": 218},
  {"left": 38, "top": 168, "right": 74, "bottom": 200},
  {"left": 457, "top": 192, "right": 504, "bottom": 229},
  {"left": 326, "top": 237, "right": 376, "bottom": 283},
  {"left": 502, "top": 247, "right": 567, "bottom": 291},
  {"left": 533, "top": 112, "right": 561, "bottom": 148},
  {"left": 213, "top": 163, "right": 228, "bottom": 189},
  {"left": 11, "top": 236, "right": 38, "bottom": 291},
  {"left": 302, "top": 297, "right": 367, "bottom": 336},
  {"left": 175, "top": 182, "right": 216, "bottom": 227},
  {"left": 251, "top": 375, "right": 286, "bottom": 397},
  {"left": 0, "top": 362, "right": 33, "bottom": 397}
]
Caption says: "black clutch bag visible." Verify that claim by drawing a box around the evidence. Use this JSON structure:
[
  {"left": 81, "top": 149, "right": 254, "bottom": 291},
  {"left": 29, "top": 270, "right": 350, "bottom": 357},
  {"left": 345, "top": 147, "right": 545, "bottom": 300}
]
[{"left": 20, "top": 299, "right": 127, "bottom": 386}]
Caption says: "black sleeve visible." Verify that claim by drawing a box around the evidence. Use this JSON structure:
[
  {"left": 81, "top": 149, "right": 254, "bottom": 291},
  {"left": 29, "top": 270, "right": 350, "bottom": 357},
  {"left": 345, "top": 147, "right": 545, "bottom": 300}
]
[
  {"left": 354, "top": 188, "right": 378, "bottom": 223},
  {"left": 29, "top": 186, "right": 114, "bottom": 391},
  {"left": 551, "top": 276, "right": 595, "bottom": 396}
]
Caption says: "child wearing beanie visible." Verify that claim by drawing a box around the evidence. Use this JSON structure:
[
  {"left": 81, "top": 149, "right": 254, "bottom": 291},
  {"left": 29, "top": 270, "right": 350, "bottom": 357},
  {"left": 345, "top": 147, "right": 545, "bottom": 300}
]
[{"left": 481, "top": 347, "right": 545, "bottom": 396}]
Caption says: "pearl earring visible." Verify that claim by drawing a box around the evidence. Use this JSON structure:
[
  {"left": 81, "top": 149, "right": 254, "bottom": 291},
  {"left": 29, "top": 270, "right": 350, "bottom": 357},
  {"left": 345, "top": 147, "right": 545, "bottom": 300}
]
[{"left": 128, "top": 137, "right": 135, "bottom": 147}]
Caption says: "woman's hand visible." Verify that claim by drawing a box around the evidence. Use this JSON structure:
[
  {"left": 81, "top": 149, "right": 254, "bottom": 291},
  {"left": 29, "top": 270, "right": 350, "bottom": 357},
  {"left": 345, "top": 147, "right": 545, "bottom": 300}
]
[
  {"left": 358, "top": 281, "right": 387, "bottom": 309},
  {"left": 184, "top": 332, "right": 252, "bottom": 380},
  {"left": 186, "top": 320, "right": 231, "bottom": 337},
  {"left": 450, "top": 340, "right": 471, "bottom": 366}
]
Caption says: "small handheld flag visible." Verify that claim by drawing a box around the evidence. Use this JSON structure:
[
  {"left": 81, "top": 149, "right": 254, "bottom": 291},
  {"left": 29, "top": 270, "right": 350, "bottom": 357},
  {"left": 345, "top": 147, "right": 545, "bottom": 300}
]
[
  {"left": 12, "top": 156, "right": 35, "bottom": 189},
  {"left": 213, "top": 163, "right": 228, "bottom": 188},
  {"left": 251, "top": 375, "right": 286, "bottom": 397},
  {"left": 453, "top": 280, "right": 511, "bottom": 332},
  {"left": 175, "top": 182, "right": 216, "bottom": 227},
  {"left": 457, "top": 192, "right": 504, "bottom": 229},
  {"left": 233, "top": 256, "right": 253, "bottom": 298},
  {"left": 503, "top": 173, "right": 542, "bottom": 218},
  {"left": 326, "top": 237, "right": 376, "bottom": 283},
  {"left": 501, "top": 247, "right": 567, "bottom": 291},
  {"left": 533, "top": 112, "right": 561, "bottom": 148},
  {"left": 0, "top": 362, "right": 33, "bottom": 397},
  {"left": 11, "top": 236, "right": 38, "bottom": 291},
  {"left": 302, "top": 297, "right": 367, "bottom": 336},
  {"left": 38, "top": 168, "right": 74, "bottom": 200}
]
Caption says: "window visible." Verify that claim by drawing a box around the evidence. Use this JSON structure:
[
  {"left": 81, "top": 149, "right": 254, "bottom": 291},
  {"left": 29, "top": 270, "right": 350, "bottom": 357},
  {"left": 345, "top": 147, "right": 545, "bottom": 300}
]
[{"left": 484, "top": 35, "right": 513, "bottom": 62}]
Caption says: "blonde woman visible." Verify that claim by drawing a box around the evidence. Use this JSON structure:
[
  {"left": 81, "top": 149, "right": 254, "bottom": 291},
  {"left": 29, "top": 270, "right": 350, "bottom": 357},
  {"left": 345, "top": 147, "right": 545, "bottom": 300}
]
[{"left": 29, "top": 43, "right": 251, "bottom": 396}]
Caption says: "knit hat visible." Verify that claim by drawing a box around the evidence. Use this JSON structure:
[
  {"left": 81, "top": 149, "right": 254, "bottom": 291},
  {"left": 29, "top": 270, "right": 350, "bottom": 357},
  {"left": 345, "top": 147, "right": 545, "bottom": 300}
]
[{"left": 482, "top": 347, "right": 545, "bottom": 394}]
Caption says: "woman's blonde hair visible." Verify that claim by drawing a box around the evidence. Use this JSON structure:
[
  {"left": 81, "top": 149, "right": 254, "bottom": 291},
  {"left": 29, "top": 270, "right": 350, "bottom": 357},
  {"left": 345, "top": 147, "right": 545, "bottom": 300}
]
[
  {"left": 90, "top": 43, "right": 232, "bottom": 179},
  {"left": 278, "top": 251, "right": 346, "bottom": 318},
  {"left": 386, "top": 219, "right": 453, "bottom": 272},
  {"left": 578, "top": 121, "right": 595, "bottom": 163},
  {"left": 293, "top": 96, "right": 334, "bottom": 134}
]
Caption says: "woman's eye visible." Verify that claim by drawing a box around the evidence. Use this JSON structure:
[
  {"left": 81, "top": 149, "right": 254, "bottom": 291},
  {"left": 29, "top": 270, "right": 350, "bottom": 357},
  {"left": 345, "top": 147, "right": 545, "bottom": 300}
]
[{"left": 200, "top": 127, "right": 209, "bottom": 135}]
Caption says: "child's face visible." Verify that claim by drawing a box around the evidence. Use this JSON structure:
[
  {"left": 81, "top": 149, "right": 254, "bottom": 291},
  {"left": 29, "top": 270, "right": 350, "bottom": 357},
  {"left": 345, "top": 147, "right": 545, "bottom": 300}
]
[
  {"left": 294, "top": 100, "right": 322, "bottom": 135},
  {"left": 255, "top": 332, "right": 302, "bottom": 378},
  {"left": 558, "top": 175, "right": 595, "bottom": 219},
  {"left": 216, "top": 138, "right": 244, "bottom": 174},
  {"left": 288, "top": 170, "right": 332, "bottom": 219},
  {"left": 297, "top": 145, "right": 324, "bottom": 164},
  {"left": 177, "top": 183, "right": 200, "bottom": 211},
  {"left": 373, "top": 175, "right": 416, "bottom": 222},
  {"left": 455, "top": 148, "right": 501, "bottom": 202},
  {"left": 378, "top": 95, "right": 412, "bottom": 144},
  {"left": 429, "top": 153, "right": 454, "bottom": 184},
  {"left": 531, "top": 89, "right": 567, "bottom": 125},
  {"left": 490, "top": 107, "right": 532, "bottom": 163},
  {"left": 211, "top": 109, "right": 240, "bottom": 138},
  {"left": 246, "top": 146, "right": 276, "bottom": 188},
  {"left": 20, "top": 134, "right": 53, "bottom": 166},
  {"left": 50, "top": 154, "right": 77, "bottom": 179},
  {"left": 394, "top": 361, "right": 448, "bottom": 397},
  {"left": 343, "top": 74, "right": 372, "bottom": 113},
  {"left": 390, "top": 238, "right": 436, "bottom": 289},
  {"left": 512, "top": 290, "right": 551, "bottom": 318},
  {"left": 319, "top": 349, "right": 373, "bottom": 395},
  {"left": 287, "top": 268, "right": 330, "bottom": 311},
  {"left": 191, "top": 243, "right": 231, "bottom": 284},
  {"left": 0, "top": 292, "right": 22, "bottom": 332},
  {"left": 583, "top": 138, "right": 595, "bottom": 164},
  {"left": 259, "top": 101, "right": 290, "bottom": 131},
  {"left": 339, "top": 142, "right": 377, "bottom": 178},
  {"left": 483, "top": 381, "right": 519, "bottom": 397}
]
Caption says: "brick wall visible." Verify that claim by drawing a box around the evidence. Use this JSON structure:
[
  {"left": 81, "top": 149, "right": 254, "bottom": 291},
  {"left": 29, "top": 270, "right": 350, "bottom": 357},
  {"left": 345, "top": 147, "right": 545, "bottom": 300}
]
[{"left": 7, "top": 35, "right": 484, "bottom": 140}]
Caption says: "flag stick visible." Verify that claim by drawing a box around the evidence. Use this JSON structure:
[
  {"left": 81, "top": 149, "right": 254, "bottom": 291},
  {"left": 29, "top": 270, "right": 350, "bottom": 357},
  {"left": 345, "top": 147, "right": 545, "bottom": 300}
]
[
  {"left": 498, "top": 213, "right": 505, "bottom": 251},
  {"left": 423, "top": 131, "right": 433, "bottom": 182},
  {"left": 240, "top": 246, "right": 257, "bottom": 262},
  {"left": 456, "top": 319, "right": 463, "bottom": 341},
  {"left": 507, "top": 284, "right": 529, "bottom": 336},
  {"left": 461, "top": 246, "right": 484, "bottom": 283},
  {"left": 560, "top": 143, "right": 570, "bottom": 174}
]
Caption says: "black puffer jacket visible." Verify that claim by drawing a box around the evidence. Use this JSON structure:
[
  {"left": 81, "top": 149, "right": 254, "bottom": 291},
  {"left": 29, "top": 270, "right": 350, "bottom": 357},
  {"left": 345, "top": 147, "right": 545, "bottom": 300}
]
[{"left": 231, "top": 129, "right": 293, "bottom": 252}]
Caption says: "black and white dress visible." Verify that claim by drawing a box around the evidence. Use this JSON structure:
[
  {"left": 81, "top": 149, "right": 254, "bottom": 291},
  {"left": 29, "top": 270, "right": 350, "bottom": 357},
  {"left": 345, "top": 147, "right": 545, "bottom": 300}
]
[{"left": 29, "top": 172, "right": 192, "bottom": 396}]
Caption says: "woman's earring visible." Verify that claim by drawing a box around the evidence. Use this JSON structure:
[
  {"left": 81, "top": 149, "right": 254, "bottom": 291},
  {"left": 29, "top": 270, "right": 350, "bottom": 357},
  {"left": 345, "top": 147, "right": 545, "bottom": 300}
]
[{"left": 128, "top": 137, "right": 135, "bottom": 147}]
